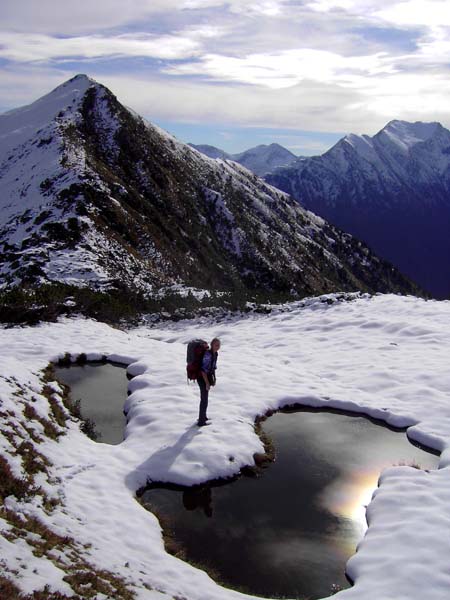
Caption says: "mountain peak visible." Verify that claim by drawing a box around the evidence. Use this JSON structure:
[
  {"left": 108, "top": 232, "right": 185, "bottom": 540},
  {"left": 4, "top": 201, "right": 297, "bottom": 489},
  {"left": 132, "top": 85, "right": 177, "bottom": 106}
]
[
  {"left": 335, "top": 120, "right": 444, "bottom": 159},
  {"left": 40, "top": 73, "right": 99, "bottom": 104},
  {"left": 232, "top": 143, "right": 296, "bottom": 175},
  {"left": 190, "top": 141, "right": 296, "bottom": 176},
  {"left": 0, "top": 75, "right": 421, "bottom": 302},
  {"left": 69, "top": 73, "right": 94, "bottom": 83},
  {"left": 266, "top": 118, "right": 450, "bottom": 298},
  {"left": 268, "top": 142, "right": 290, "bottom": 150},
  {"left": 377, "top": 119, "right": 442, "bottom": 151},
  {"left": 0, "top": 74, "right": 100, "bottom": 159},
  {"left": 189, "top": 143, "right": 230, "bottom": 160}
]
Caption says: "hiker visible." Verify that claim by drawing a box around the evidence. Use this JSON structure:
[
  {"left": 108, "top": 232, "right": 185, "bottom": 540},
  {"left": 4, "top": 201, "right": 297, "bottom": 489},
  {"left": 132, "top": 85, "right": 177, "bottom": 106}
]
[{"left": 197, "top": 337, "right": 221, "bottom": 427}]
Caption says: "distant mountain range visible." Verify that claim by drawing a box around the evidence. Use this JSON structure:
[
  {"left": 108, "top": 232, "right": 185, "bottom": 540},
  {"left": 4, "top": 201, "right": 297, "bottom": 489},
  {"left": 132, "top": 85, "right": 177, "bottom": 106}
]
[
  {"left": 266, "top": 120, "right": 450, "bottom": 299},
  {"left": 189, "top": 143, "right": 297, "bottom": 176},
  {"left": 0, "top": 75, "right": 420, "bottom": 305}
]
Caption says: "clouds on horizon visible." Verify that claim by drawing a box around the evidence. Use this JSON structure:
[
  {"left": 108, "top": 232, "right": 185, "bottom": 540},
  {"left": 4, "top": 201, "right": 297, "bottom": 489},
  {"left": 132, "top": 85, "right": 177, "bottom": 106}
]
[{"left": 1, "top": 0, "right": 450, "bottom": 152}]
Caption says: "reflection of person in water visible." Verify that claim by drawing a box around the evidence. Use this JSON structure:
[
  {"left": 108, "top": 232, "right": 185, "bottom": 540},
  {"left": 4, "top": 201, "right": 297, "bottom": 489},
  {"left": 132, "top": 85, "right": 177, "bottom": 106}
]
[{"left": 183, "top": 487, "right": 213, "bottom": 517}]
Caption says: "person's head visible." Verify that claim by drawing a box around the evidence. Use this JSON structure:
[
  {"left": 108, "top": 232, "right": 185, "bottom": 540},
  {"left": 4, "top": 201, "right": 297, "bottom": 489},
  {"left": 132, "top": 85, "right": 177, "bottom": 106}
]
[{"left": 210, "top": 338, "right": 221, "bottom": 353}]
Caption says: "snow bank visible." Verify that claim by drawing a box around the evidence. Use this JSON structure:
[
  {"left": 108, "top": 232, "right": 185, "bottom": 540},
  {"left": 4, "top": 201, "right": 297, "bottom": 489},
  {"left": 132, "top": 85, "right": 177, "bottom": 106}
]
[{"left": 1, "top": 294, "right": 450, "bottom": 599}]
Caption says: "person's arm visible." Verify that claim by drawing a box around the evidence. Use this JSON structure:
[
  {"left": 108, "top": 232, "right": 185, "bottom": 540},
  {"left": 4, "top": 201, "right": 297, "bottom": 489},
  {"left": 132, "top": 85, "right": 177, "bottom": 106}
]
[
  {"left": 201, "top": 369, "right": 210, "bottom": 391},
  {"left": 201, "top": 352, "right": 211, "bottom": 390}
]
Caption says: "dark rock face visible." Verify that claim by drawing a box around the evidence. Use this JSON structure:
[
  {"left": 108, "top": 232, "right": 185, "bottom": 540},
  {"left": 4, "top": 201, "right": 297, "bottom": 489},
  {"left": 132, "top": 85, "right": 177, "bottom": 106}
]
[
  {"left": 266, "top": 120, "right": 450, "bottom": 298},
  {"left": 0, "top": 77, "right": 421, "bottom": 299}
]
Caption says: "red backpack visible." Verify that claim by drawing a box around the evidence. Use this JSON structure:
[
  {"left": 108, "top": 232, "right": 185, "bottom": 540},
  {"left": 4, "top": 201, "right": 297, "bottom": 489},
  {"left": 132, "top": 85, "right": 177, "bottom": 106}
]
[{"left": 186, "top": 339, "right": 209, "bottom": 381}]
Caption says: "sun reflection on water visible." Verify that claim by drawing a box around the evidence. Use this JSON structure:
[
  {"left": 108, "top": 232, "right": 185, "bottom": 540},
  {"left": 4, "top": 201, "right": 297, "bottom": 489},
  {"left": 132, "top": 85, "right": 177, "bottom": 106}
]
[{"left": 321, "top": 470, "right": 380, "bottom": 537}]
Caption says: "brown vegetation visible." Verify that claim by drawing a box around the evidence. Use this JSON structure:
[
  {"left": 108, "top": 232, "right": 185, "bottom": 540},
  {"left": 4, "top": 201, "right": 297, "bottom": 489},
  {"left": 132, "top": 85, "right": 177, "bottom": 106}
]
[{"left": 0, "top": 367, "right": 137, "bottom": 599}]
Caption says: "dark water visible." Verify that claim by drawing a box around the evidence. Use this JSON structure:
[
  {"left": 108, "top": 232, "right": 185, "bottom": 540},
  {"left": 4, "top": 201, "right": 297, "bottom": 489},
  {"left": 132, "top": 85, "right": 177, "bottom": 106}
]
[
  {"left": 55, "top": 363, "right": 128, "bottom": 445},
  {"left": 141, "top": 409, "right": 439, "bottom": 600},
  {"left": 51, "top": 364, "right": 439, "bottom": 598}
]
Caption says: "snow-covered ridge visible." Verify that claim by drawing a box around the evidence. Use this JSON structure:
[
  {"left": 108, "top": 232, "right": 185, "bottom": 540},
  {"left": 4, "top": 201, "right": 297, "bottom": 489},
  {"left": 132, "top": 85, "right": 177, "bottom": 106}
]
[
  {"left": 344, "top": 120, "right": 443, "bottom": 156},
  {"left": 1, "top": 294, "right": 450, "bottom": 599},
  {"left": 0, "top": 75, "right": 134, "bottom": 291},
  {"left": 379, "top": 119, "right": 442, "bottom": 152},
  {"left": 0, "top": 74, "right": 417, "bottom": 298},
  {"left": 0, "top": 74, "right": 95, "bottom": 161},
  {"left": 265, "top": 118, "right": 450, "bottom": 298}
]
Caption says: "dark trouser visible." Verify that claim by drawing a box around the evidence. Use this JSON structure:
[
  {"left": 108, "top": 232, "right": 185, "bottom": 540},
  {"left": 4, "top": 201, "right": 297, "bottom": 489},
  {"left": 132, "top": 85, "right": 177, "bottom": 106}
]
[{"left": 197, "top": 377, "right": 209, "bottom": 424}]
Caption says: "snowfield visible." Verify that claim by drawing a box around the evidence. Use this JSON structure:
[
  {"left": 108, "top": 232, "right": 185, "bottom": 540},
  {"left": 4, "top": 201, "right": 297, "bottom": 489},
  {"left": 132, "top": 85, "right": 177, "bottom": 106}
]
[{"left": 1, "top": 293, "right": 450, "bottom": 600}]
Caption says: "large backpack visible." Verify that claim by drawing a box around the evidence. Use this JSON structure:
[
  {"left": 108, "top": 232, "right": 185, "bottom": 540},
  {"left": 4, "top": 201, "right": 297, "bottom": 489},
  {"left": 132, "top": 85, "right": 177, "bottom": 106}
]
[{"left": 186, "top": 339, "right": 209, "bottom": 381}]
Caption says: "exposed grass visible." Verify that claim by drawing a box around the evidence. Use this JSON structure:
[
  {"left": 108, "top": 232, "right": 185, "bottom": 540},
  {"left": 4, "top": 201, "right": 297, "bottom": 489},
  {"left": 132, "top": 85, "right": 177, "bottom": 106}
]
[
  {"left": 0, "top": 575, "right": 22, "bottom": 600},
  {"left": 63, "top": 568, "right": 135, "bottom": 600},
  {"left": 254, "top": 412, "right": 276, "bottom": 466},
  {"left": 23, "top": 405, "right": 61, "bottom": 441},
  {"left": 0, "top": 576, "right": 82, "bottom": 600},
  {"left": 47, "top": 395, "right": 68, "bottom": 428},
  {"left": 15, "top": 441, "right": 50, "bottom": 477},
  {"left": 1, "top": 507, "right": 71, "bottom": 556},
  {"left": 0, "top": 398, "right": 54, "bottom": 504},
  {"left": 1, "top": 505, "right": 135, "bottom": 598},
  {"left": 0, "top": 455, "right": 31, "bottom": 501},
  {"left": 27, "top": 586, "right": 80, "bottom": 600},
  {"left": 41, "top": 381, "right": 69, "bottom": 428},
  {"left": 0, "top": 367, "right": 139, "bottom": 600}
]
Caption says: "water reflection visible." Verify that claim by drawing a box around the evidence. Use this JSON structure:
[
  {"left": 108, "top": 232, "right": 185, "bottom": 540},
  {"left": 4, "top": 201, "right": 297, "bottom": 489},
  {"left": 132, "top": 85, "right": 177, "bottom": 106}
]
[
  {"left": 183, "top": 487, "right": 213, "bottom": 517},
  {"left": 322, "top": 470, "right": 380, "bottom": 536},
  {"left": 142, "top": 408, "right": 439, "bottom": 600},
  {"left": 55, "top": 362, "right": 128, "bottom": 445}
]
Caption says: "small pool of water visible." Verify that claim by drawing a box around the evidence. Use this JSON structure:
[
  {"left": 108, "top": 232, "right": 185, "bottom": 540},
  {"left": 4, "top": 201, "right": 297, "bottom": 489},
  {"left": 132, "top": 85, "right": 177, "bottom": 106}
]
[
  {"left": 52, "top": 364, "right": 439, "bottom": 598},
  {"left": 140, "top": 409, "right": 439, "bottom": 600},
  {"left": 55, "top": 362, "right": 128, "bottom": 445}
]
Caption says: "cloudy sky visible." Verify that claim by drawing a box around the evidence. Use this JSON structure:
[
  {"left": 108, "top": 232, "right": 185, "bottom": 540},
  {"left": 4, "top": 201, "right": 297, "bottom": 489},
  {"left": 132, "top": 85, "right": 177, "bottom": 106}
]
[{"left": 1, "top": 0, "right": 449, "bottom": 154}]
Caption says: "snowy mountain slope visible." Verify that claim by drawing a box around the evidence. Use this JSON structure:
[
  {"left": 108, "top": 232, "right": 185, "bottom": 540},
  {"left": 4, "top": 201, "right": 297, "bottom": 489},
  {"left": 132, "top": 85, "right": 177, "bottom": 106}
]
[
  {"left": 1, "top": 294, "right": 450, "bottom": 599},
  {"left": 188, "top": 143, "right": 230, "bottom": 160},
  {"left": 266, "top": 120, "right": 450, "bottom": 298},
  {"left": 190, "top": 142, "right": 297, "bottom": 176},
  {"left": 232, "top": 143, "right": 297, "bottom": 176},
  {"left": 0, "top": 76, "right": 154, "bottom": 293},
  {"left": 0, "top": 76, "right": 420, "bottom": 300}
]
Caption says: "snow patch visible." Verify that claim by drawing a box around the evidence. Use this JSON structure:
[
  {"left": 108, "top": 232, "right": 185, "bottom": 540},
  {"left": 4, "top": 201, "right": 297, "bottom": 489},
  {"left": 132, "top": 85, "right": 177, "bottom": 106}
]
[{"left": 2, "top": 295, "right": 450, "bottom": 599}]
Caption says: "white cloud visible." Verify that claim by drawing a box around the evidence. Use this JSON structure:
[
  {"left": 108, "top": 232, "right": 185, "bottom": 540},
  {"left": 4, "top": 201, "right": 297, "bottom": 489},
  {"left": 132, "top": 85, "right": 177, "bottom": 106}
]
[
  {"left": 181, "top": 24, "right": 229, "bottom": 39},
  {"left": 306, "top": 0, "right": 390, "bottom": 15},
  {"left": 306, "top": 0, "right": 450, "bottom": 36},
  {"left": 0, "top": 0, "right": 288, "bottom": 35},
  {"left": 98, "top": 72, "right": 368, "bottom": 132},
  {"left": 0, "top": 67, "right": 70, "bottom": 111},
  {"left": 351, "top": 71, "right": 450, "bottom": 119},
  {"left": 257, "top": 133, "right": 335, "bottom": 154},
  {"left": 232, "top": 1, "right": 285, "bottom": 16},
  {"left": 0, "top": 0, "right": 157, "bottom": 34},
  {"left": 0, "top": 32, "right": 201, "bottom": 62},
  {"left": 306, "top": 0, "right": 358, "bottom": 12},
  {"left": 2, "top": 0, "right": 450, "bottom": 141},
  {"left": 4, "top": 64, "right": 450, "bottom": 142},
  {"left": 0, "top": 0, "right": 228, "bottom": 34},
  {"left": 165, "top": 48, "right": 395, "bottom": 89},
  {"left": 375, "top": 1, "right": 450, "bottom": 27}
]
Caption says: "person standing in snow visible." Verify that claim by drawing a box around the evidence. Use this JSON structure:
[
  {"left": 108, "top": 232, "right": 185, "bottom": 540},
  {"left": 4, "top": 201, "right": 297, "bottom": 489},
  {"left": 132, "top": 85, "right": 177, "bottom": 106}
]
[{"left": 197, "top": 338, "right": 220, "bottom": 427}]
